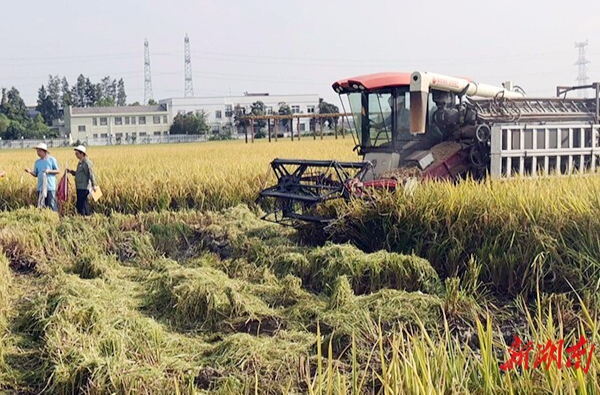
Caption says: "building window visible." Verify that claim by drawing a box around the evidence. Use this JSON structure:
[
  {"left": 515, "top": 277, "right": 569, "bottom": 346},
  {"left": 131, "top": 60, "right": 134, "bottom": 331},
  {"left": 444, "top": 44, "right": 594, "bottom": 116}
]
[
  {"left": 100, "top": 117, "right": 108, "bottom": 126},
  {"left": 153, "top": 131, "right": 161, "bottom": 136},
  {"left": 153, "top": 115, "right": 161, "bottom": 124},
  {"left": 215, "top": 110, "right": 222, "bottom": 119},
  {"left": 132, "top": 117, "right": 136, "bottom": 125},
  {"left": 115, "top": 117, "right": 122, "bottom": 125},
  {"left": 267, "top": 107, "right": 273, "bottom": 115},
  {"left": 92, "top": 118, "right": 97, "bottom": 126},
  {"left": 100, "top": 133, "right": 108, "bottom": 138},
  {"left": 139, "top": 116, "right": 146, "bottom": 125},
  {"left": 225, "top": 105, "right": 233, "bottom": 118},
  {"left": 125, "top": 117, "right": 130, "bottom": 125},
  {"left": 163, "top": 115, "right": 167, "bottom": 123},
  {"left": 78, "top": 125, "right": 86, "bottom": 132},
  {"left": 140, "top": 132, "right": 147, "bottom": 136},
  {"left": 93, "top": 134, "right": 98, "bottom": 138},
  {"left": 307, "top": 105, "right": 315, "bottom": 114},
  {"left": 300, "top": 123, "right": 306, "bottom": 131},
  {"left": 291, "top": 105, "right": 300, "bottom": 114},
  {"left": 115, "top": 133, "right": 123, "bottom": 138}
]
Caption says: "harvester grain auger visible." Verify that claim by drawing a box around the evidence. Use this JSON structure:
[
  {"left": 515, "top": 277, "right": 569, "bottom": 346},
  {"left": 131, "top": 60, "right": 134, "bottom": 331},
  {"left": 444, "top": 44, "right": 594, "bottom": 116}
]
[{"left": 258, "top": 71, "right": 600, "bottom": 226}]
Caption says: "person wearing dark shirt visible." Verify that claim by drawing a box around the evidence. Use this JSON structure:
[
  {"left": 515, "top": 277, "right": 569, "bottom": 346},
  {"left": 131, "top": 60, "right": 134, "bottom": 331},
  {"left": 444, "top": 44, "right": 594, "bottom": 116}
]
[{"left": 67, "top": 145, "right": 98, "bottom": 216}]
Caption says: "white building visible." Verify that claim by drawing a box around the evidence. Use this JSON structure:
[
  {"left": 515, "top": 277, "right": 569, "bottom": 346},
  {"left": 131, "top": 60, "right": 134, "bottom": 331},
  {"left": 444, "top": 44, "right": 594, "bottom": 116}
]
[
  {"left": 64, "top": 105, "right": 170, "bottom": 142},
  {"left": 160, "top": 93, "right": 321, "bottom": 134}
]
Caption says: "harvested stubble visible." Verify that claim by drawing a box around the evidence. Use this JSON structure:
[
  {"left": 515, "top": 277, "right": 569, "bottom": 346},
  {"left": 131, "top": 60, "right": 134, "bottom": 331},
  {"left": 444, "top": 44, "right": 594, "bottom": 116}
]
[
  {"left": 20, "top": 273, "right": 208, "bottom": 395},
  {"left": 0, "top": 203, "right": 598, "bottom": 393},
  {"left": 207, "top": 330, "right": 315, "bottom": 390},
  {"left": 146, "top": 265, "right": 283, "bottom": 334},
  {"left": 0, "top": 252, "right": 10, "bottom": 371},
  {"left": 270, "top": 243, "right": 443, "bottom": 296}
]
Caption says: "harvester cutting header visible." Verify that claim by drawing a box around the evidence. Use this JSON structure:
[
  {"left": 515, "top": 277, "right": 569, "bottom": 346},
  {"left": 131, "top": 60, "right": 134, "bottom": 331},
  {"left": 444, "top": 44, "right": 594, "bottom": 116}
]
[{"left": 258, "top": 70, "right": 600, "bottom": 225}]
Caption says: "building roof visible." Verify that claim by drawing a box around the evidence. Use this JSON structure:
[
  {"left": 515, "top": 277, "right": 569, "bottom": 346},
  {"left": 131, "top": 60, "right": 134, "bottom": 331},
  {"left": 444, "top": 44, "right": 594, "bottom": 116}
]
[
  {"left": 71, "top": 105, "right": 167, "bottom": 115},
  {"left": 161, "top": 93, "right": 319, "bottom": 102}
]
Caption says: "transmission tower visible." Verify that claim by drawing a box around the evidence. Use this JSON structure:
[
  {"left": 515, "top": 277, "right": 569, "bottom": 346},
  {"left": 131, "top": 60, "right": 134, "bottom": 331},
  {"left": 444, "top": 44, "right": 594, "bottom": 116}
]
[
  {"left": 184, "top": 34, "right": 194, "bottom": 97},
  {"left": 144, "top": 39, "right": 154, "bottom": 104},
  {"left": 575, "top": 40, "right": 590, "bottom": 98}
]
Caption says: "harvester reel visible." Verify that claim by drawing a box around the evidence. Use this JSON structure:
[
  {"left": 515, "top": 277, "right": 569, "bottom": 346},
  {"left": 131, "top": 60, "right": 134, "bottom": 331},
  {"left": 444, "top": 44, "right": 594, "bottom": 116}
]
[{"left": 257, "top": 159, "right": 373, "bottom": 226}]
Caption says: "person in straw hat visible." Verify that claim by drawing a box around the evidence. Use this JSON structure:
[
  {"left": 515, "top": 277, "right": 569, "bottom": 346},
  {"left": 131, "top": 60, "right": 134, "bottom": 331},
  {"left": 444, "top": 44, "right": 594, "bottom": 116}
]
[
  {"left": 67, "top": 145, "right": 98, "bottom": 216},
  {"left": 24, "top": 143, "right": 60, "bottom": 211}
]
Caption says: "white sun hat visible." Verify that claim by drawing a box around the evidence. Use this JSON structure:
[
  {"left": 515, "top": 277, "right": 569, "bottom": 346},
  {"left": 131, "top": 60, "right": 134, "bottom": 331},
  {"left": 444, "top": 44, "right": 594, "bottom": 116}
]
[
  {"left": 33, "top": 143, "right": 49, "bottom": 152},
  {"left": 74, "top": 145, "right": 87, "bottom": 155}
]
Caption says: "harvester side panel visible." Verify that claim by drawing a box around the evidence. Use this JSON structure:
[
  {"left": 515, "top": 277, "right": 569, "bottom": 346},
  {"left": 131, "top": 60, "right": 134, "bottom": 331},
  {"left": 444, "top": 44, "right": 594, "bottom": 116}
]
[{"left": 490, "top": 123, "right": 600, "bottom": 178}]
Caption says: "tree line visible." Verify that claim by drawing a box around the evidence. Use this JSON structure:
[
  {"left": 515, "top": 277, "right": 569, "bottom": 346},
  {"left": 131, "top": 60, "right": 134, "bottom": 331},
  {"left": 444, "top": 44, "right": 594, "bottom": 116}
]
[
  {"left": 0, "top": 87, "right": 49, "bottom": 140},
  {"left": 36, "top": 74, "right": 128, "bottom": 125},
  {"left": 0, "top": 74, "right": 129, "bottom": 140}
]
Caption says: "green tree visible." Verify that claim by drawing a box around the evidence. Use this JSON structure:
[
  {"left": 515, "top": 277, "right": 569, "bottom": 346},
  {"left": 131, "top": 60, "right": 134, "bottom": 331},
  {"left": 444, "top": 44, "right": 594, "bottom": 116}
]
[
  {"left": 318, "top": 98, "right": 339, "bottom": 128},
  {"left": 32, "top": 114, "right": 50, "bottom": 136},
  {"left": 85, "top": 78, "right": 102, "bottom": 107},
  {"left": 71, "top": 74, "right": 87, "bottom": 107},
  {"left": 61, "top": 77, "right": 72, "bottom": 107},
  {"left": 101, "top": 76, "right": 117, "bottom": 103},
  {"left": 0, "top": 114, "right": 9, "bottom": 135},
  {"left": 0, "top": 87, "right": 28, "bottom": 123},
  {"left": 233, "top": 104, "right": 249, "bottom": 133},
  {"left": 47, "top": 75, "right": 62, "bottom": 117},
  {"left": 250, "top": 101, "right": 267, "bottom": 137},
  {"left": 36, "top": 85, "right": 57, "bottom": 125},
  {"left": 278, "top": 102, "right": 292, "bottom": 131},
  {"left": 169, "top": 111, "right": 210, "bottom": 135},
  {"left": 117, "top": 78, "right": 127, "bottom": 106},
  {"left": 148, "top": 99, "right": 158, "bottom": 105},
  {"left": 4, "top": 121, "right": 26, "bottom": 139},
  {"left": 96, "top": 97, "right": 116, "bottom": 107}
]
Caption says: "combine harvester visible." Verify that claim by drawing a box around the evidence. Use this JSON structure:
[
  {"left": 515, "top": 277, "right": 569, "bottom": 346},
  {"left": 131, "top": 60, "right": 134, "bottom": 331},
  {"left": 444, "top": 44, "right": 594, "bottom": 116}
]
[{"left": 258, "top": 71, "right": 600, "bottom": 225}]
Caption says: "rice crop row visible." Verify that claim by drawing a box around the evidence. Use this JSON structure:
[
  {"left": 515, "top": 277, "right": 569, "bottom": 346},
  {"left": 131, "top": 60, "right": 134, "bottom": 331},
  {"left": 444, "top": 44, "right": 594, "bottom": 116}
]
[{"left": 0, "top": 138, "right": 356, "bottom": 214}]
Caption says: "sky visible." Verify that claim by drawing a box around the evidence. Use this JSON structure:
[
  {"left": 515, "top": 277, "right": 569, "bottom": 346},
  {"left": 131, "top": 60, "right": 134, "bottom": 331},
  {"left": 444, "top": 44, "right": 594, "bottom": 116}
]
[{"left": 1, "top": 0, "right": 599, "bottom": 107}]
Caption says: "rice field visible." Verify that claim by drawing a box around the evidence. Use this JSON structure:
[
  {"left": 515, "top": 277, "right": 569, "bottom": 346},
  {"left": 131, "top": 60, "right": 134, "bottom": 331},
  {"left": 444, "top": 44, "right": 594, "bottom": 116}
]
[
  {"left": 0, "top": 138, "right": 599, "bottom": 394},
  {"left": 0, "top": 138, "right": 356, "bottom": 213}
]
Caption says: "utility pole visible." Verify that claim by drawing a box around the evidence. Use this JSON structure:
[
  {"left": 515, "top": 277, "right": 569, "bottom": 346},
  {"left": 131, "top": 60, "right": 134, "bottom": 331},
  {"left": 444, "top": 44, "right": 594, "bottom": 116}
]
[
  {"left": 575, "top": 40, "right": 590, "bottom": 98},
  {"left": 144, "top": 39, "right": 154, "bottom": 104},
  {"left": 184, "top": 34, "right": 194, "bottom": 97}
]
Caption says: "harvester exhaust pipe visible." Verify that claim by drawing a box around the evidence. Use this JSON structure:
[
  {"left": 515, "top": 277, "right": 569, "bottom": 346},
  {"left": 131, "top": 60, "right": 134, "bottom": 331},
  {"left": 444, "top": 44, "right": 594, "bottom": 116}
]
[{"left": 409, "top": 71, "right": 526, "bottom": 134}]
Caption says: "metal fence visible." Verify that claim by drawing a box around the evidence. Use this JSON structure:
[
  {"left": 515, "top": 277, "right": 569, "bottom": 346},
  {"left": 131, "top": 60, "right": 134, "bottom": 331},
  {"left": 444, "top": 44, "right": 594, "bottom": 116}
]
[{"left": 0, "top": 134, "right": 251, "bottom": 150}]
